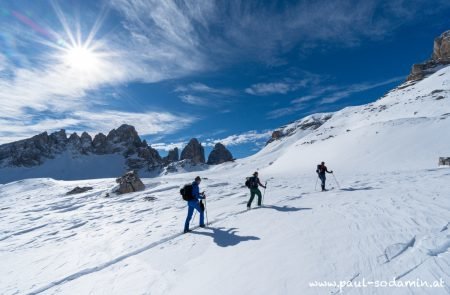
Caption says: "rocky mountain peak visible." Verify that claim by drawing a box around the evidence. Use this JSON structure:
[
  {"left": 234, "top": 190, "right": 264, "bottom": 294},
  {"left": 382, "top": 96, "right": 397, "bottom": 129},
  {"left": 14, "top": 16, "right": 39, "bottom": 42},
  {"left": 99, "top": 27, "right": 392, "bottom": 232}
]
[
  {"left": 407, "top": 30, "right": 450, "bottom": 81},
  {"left": 0, "top": 125, "right": 171, "bottom": 171},
  {"left": 180, "top": 138, "right": 205, "bottom": 164},
  {"left": 107, "top": 124, "right": 141, "bottom": 146},
  {"left": 207, "top": 143, "right": 233, "bottom": 165}
]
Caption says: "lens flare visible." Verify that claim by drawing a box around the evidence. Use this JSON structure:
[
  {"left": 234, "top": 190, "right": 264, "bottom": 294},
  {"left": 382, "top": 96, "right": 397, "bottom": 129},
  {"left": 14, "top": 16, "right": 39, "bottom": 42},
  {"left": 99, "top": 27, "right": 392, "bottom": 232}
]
[{"left": 63, "top": 45, "right": 99, "bottom": 71}]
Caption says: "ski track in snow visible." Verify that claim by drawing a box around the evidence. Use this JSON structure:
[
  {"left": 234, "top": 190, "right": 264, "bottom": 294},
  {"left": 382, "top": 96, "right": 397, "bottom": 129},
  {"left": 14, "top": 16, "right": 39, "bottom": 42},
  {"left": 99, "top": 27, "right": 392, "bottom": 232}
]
[{"left": 0, "top": 169, "right": 448, "bottom": 295}]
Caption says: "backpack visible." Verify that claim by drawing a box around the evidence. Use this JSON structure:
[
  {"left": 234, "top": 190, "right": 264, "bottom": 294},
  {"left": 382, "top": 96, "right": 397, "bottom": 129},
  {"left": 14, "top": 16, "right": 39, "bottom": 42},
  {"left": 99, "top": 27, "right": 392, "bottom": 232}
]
[
  {"left": 180, "top": 184, "right": 195, "bottom": 201},
  {"left": 245, "top": 176, "right": 258, "bottom": 188}
]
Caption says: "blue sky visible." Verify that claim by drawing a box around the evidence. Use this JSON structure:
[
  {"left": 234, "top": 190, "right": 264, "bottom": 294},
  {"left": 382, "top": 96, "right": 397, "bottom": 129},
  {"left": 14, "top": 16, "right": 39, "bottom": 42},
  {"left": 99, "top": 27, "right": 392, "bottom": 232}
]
[{"left": 0, "top": 1, "right": 449, "bottom": 158}]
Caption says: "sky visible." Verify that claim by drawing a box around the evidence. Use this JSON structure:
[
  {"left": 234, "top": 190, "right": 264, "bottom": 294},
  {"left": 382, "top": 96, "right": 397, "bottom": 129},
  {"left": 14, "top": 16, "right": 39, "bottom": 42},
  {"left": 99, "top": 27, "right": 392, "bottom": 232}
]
[{"left": 0, "top": 0, "right": 449, "bottom": 158}]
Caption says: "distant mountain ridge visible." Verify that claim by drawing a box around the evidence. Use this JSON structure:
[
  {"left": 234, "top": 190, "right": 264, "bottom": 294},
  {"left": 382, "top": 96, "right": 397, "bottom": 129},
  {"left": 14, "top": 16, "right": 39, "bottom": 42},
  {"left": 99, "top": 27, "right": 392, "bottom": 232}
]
[
  {"left": 0, "top": 124, "right": 234, "bottom": 183},
  {"left": 0, "top": 124, "right": 163, "bottom": 170}
]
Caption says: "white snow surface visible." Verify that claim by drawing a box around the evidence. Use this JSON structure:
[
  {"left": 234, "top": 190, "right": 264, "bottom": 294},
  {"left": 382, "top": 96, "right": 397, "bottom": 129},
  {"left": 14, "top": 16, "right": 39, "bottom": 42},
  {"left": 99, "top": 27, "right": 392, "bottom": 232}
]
[{"left": 1, "top": 67, "right": 450, "bottom": 294}]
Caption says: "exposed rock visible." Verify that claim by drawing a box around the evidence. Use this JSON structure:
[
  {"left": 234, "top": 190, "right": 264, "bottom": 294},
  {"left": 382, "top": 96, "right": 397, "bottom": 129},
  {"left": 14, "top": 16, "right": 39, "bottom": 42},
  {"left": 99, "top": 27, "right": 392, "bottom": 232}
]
[
  {"left": 107, "top": 124, "right": 142, "bottom": 154},
  {"left": 163, "top": 147, "right": 179, "bottom": 164},
  {"left": 92, "top": 133, "right": 108, "bottom": 154},
  {"left": 80, "top": 132, "right": 93, "bottom": 153},
  {"left": 270, "top": 130, "right": 283, "bottom": 141},
  {"left": 180, "top": 138, "right": 205, "bottom": 164},
  {"left": 0, "top": 130, "right": 70, "bottom": 167},
  {"left": 432, "top": 31, "right": 450, "bottom": 62},
  {"left": 127, "top": 145, "right": 162, "bottom": 170},
  {"left": 68, "top": 133, "right": 81, "bottom": 150},
  {"left": 407, "top": 30, "right": 450, "bottom": 81},
  {"left": 207, "top": 143, "right": 233, "bottom": 165},
  {"left": 266, "top": 114, "right": 332, "bottom": 145},
  {"left": 0, "top": 124, "right": 164, "bottom": 177},
  {"left": 115, "top": 171, "right": 145, "bottom": 194},
  {"left": 66, "top": 186, "right": 93, "bottom": 195}
]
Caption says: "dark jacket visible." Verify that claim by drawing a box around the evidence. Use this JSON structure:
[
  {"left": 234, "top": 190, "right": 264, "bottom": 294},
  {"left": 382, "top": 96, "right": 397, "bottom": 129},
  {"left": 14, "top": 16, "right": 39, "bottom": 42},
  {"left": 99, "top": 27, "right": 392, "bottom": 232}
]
[{"left": 316, "top": 164, "right": 332, "bottom": 176}]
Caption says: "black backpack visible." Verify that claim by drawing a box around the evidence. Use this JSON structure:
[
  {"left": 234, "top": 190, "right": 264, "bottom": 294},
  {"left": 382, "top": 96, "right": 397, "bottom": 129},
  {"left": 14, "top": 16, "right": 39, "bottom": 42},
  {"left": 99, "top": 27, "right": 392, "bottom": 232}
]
[
  {"left": 245, "top": 176, "right": 257, "bottom": 188},
  {"left": 180, "top": 184, "right": 195, "bottom": 201},
  {"left": 245, "top": 177, "right": 251, "bottom": 188}
]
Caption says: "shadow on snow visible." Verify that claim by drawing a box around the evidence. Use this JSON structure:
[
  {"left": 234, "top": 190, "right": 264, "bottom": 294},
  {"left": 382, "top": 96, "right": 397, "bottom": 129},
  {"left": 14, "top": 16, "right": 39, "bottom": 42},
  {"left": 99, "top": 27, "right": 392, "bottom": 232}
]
[
  {"left": 260, "top": 205, "right": 312, "bottom": 212},
  {"left": 191, "top": 227, "right": 260, "bottom": 247},
  {"left": 339, "top": 187, "right": 378, "bottom": 191}
]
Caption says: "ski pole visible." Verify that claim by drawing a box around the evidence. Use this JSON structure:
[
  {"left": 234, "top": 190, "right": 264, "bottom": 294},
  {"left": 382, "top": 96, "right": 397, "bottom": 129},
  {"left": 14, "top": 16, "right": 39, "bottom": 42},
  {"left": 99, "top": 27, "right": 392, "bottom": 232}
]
[
  {"left": 204, "top": 196, "right": 209, "bottom": 226},
  {"left": 262, "top": 181, "right": 267, "bottom": 205},
  {"left": 315, "top": 176, "right": 319, "bottom": 191},
  {"left": 332, "top": 173, "right": 341, "bottom": 189}
]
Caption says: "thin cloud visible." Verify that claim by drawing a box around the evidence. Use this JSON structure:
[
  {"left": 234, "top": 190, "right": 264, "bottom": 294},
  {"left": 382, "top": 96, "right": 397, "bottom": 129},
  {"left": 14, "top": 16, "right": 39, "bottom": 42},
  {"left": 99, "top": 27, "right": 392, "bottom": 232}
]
[
  {"left": 0, "top": 110, "right": 195, "bottom": 144},
  {"left": 179, "top": 94, "right": 210, "bottom": 106},
  {"left": 245, "top": 82, "right": 291, "bottom": 96},
  {"left": 319, "top": 77, "right": 404, "bottom": 104},
  {"left": 204, "top": 130, "right": 272, "bottom": 147},
  {"left": 245, "top": 72, "right": 322, "bottom": 96},
  {"left": 175, "top": 82, "right": 235, "bottom": 106},
  {"left": 268, "top": 76, "right": 404, "bottom": 119},
  {"left": 151, "top": 142, "right": 185, "bottom": 152}
]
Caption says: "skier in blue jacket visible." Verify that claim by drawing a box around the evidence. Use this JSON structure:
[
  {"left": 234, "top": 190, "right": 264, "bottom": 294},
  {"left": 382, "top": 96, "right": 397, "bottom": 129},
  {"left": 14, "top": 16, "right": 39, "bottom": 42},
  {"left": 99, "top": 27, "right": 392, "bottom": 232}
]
[{"left": 184, "top": 176, "right": 205, "bottom": 233}]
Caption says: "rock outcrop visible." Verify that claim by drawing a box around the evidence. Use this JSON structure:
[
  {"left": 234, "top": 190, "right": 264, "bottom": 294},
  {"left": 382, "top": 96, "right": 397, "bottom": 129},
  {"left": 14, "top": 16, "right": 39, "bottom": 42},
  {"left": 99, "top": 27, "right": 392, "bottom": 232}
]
[
  {"left": 163, "top": 147, "right": 179, "bottom": 164},
  {"left": 180, "top": 138, "right": 205, "bottom": 164},
  {"left": 266, "top": 113, "right": 332, "bottom": 145},
  {"left": 66, "top": 186, "right": 93, "bottom": 195},
  {"left": 207, "top": 143, "right": 233, "bottom": 165},
  {"left": 407, "top": 30, "right": 450, "bottom": 81},
  {"left": 115, "top": 171, "right": 145, "bottom": 194}
]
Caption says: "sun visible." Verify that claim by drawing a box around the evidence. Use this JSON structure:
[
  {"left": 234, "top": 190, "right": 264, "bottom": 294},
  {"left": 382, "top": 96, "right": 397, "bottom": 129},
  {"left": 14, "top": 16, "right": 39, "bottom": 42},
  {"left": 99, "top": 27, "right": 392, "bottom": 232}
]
[{"left": 63, "top": 45, "right": 100, "bottom": 71}]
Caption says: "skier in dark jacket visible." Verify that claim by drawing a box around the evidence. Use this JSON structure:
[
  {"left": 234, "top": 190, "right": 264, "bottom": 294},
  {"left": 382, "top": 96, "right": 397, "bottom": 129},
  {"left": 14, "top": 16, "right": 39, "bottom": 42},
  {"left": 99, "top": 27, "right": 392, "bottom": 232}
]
[
  {"left": 247, "top": 171, "right": 266, "bottom": 209},
  {"left": 184, "top": 176, "right": 205, "bottom": 233},
  {"left": 316, "top": 162, "right": 333, "bottom": 191}
]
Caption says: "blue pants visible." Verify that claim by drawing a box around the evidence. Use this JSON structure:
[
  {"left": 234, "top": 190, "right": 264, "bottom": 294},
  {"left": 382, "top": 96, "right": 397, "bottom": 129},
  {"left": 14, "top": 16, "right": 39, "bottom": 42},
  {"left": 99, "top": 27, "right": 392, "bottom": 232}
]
[
  {"left": 184, "top": 200, "right": 204, "bottom": 231},
  {"left": 318, "top": 174, "right": 326, "bottom": 190}
]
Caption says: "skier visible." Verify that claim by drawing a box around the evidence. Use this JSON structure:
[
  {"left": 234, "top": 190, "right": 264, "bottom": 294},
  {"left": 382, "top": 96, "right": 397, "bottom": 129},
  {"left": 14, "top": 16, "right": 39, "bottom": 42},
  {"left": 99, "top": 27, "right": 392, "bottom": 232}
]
[
  {"left": 246, "top": 171, "right": 266, "bottom": 209},
  {"left": 184, "top": 176, "right": 205, "bottom": 233},
  {"left": 316, "top": 162, "right": 333, "bottom": 191}
]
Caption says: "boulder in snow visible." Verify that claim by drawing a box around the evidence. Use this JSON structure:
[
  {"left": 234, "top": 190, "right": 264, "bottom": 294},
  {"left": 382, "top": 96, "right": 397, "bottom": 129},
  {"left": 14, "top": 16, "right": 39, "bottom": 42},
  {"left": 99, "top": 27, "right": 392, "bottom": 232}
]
[
  {"left": 66, "top": 186, "right": 93, "bottom": 195},
  {"left": 115, "top": 171, "right": 145, "bottom": 194}
]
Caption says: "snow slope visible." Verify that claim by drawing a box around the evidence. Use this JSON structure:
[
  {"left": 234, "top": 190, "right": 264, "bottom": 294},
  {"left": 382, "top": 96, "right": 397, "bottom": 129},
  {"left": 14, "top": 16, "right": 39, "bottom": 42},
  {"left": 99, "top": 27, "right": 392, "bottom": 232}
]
[
  {"left": 1, "top": 67, "right": 450, "bottom": 294},
  {"left": 1, "top": 168, "right": 449, "bottom": 294},
  {"left": 0, "top": 152, "right": 127, "bottom": 184}
]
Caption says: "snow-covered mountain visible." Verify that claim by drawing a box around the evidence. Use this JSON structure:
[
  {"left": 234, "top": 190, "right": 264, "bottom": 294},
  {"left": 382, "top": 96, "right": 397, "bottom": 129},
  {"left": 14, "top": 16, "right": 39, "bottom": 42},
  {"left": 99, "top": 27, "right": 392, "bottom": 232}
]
[{"left": 1, "top": 33, "right": 450, "bottom": 295}]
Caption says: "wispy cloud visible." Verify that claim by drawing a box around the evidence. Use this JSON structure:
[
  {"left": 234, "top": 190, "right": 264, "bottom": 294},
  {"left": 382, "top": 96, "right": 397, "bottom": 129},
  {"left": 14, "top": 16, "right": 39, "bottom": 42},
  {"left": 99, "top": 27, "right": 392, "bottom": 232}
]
[
  {"left": 319, "top": 77, "right": 404, "bottom": 104},
  {"left": 1, "top": 0, "right": 448, "bottom": 146},
  {"left": 245, "top": 72, "right": 322, "bottom": 96},
  {"left": 179, "top": 94, "right": 210, "bottom": 106},
  {"left": 175, "top": 82, "right": 235, "bottom": 106},
  {"left": 176, "top": 83, "right": 235, "bottom": 96},
  {"left": 0, "top": 110, "right": 195, "bottom": 144},
  {"left": 245, "top": 82, "right": 292, "bottom": 96},
  {"left": 204, "top": 130, "right": 272, "bottom": 147},
  {"left": 268, "top": 76, "right": 404, "bottom": 118},
  {"left": 151, "top": 141, "right": 185, "bottom": 152},
  {"left": 0, "top": 1, "right": 201, "bottom": 144}
]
